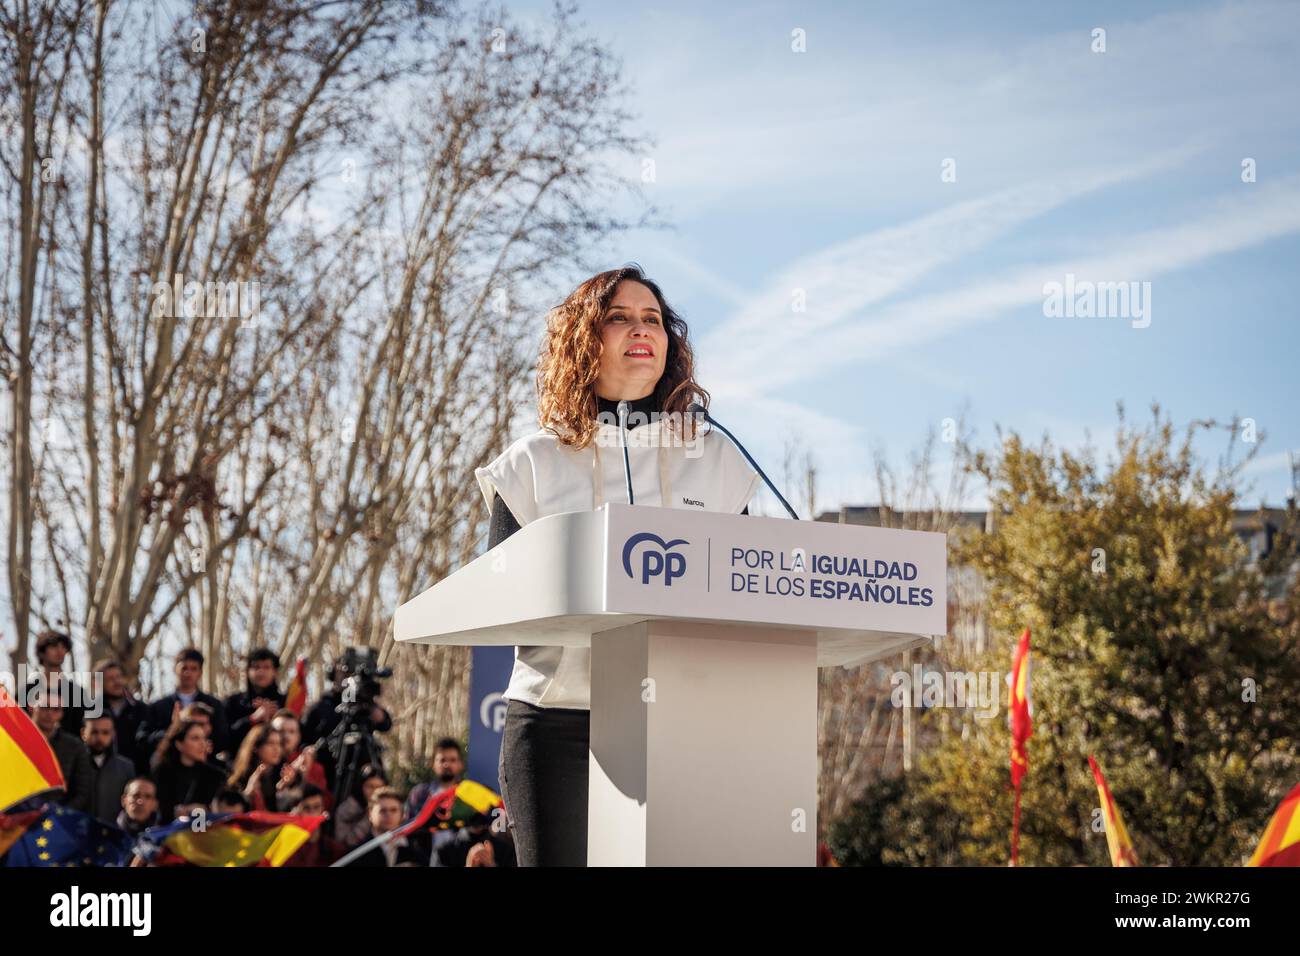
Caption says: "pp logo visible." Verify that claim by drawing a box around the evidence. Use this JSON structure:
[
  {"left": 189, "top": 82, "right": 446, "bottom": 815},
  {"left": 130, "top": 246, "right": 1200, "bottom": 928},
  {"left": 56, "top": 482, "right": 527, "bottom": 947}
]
[
  {"left": 622, "top": 532, "right": 688, "bottom": 585},
  {"left": 479, "top": 692, "right": 507, "bottom": 732}
]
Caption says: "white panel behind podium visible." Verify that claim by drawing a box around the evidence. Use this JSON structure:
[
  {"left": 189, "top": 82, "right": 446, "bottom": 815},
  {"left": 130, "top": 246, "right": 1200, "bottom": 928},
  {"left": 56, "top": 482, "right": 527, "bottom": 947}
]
[{"left": 588, "top": 619, "right": 818, "bottom": 866}]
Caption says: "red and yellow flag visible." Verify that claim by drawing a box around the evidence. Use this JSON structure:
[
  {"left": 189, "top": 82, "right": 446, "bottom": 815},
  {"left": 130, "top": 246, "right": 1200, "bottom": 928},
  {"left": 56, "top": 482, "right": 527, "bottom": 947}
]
[
  {"left": 0, "top": 685, "right": 65, "bottom": 811},
  {"left": 0, "top": 807, "right": 45, "bottom": 858},
  {"left": 1247, "top": 782, "right": 1300, "bottom": 867},
  {"left": 1088, "top": 755, "right": 1139, "bottom": 866},
  {"left": 1009, "top": 628, "right": 1032, "bottom": 789},
  {"left": 284, "top": 657, "right": 308, "bottom": 717},
  {"left": 149, "top": 812, "right": 326, "bottom": 867}
]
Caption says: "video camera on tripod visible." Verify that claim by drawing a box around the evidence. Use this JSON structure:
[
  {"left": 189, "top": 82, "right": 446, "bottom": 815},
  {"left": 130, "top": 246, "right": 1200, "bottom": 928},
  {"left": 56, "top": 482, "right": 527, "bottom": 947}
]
[
  {"left": 318, "top": 647, "right": 394, "bottom": 819},
  {"left": 335, "top": 646, "right": 392, "bottom": 713}
]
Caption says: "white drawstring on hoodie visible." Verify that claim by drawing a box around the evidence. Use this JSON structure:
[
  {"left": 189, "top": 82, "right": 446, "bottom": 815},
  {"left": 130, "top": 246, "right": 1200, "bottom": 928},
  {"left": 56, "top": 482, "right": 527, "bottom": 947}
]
[{"left": 589, "top": 420, "right": 672, "bottom": 509}]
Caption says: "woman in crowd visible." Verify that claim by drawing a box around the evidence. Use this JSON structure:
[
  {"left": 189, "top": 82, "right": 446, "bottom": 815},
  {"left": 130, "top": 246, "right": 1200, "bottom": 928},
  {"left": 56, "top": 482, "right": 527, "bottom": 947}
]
[
  {"left": 227, "top": 723, "right": 287, "bottom": 812},
  {"left": 271, "top": 709, "right": 331, "bottom": 808},
  {"left": 152, "top": 719, "right": 227, "bottom": 820}
]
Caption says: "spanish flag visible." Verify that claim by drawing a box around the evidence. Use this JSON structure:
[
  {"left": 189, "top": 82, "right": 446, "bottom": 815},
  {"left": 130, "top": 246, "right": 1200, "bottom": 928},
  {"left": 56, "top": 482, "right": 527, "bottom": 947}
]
[
  {"left": 0, "top": 808, "right": 45, "bottom": 858},
  {"left": 0, "top": 684, "right": 65, "bottom": 811},
  {"left": 142, "top": 812, "right": 325, "bottom": 867},
  {"left": 1009, "top": 628, "right": 1032, "bottom": 789},
  {"left": 284, "top": 657, "right": 307, "bottom": 717},
  {"left": 1088, "top": 755, "right": 1139, "bottom": 866},
  {"left": 331, "top": 779, "right": 503, "bottom": 867},
  {"left": 422, "top": 779, "right": 503, "bottom": 829},
  {"left": 1247, "top": 782, "right": 1300, "bottom": 867}
]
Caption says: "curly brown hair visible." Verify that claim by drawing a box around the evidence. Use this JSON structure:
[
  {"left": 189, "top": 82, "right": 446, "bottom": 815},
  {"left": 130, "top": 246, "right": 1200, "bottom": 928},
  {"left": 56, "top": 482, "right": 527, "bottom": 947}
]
[{"left": 537, "top": 264, "right": 710, "bottom": 448}]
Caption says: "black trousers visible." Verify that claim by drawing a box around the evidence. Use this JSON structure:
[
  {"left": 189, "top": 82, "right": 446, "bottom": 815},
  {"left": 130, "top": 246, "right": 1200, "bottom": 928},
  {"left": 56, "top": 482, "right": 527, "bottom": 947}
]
[{"left": 499, "top": 699, "right": 590, "bottom": 867}]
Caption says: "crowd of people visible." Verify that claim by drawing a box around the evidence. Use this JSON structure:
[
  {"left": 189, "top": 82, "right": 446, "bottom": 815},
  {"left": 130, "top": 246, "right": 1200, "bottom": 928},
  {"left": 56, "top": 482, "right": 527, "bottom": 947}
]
[{"left": 14, "top": 631, "right": 515, "bottom": 867}]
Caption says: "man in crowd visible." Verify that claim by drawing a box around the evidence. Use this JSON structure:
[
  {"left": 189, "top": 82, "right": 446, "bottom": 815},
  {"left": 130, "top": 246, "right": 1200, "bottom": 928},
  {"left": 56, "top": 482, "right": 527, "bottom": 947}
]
[
  {"left": 344, "top": 787, "right": 427, "bottom": 867},
  {"left": 26, "top": 632, "right": 89, "bottom": 735},
  {"left": 224, "top": 647, "right": 286, "bottom": 753},
  {"left": 211, "top": 788, "right": 251, "bottom": 815},
  {"left": 432, "top": 811, "right": 517, "bottom": 868},
  {"left": 283, "top": 785, "right": 344, "bottom": 867},
  {"left": 405, "top": 736, "right": 464, "bottom": 820},
  {"left": 93, "top": 657, "right": 147, "bottom": 772},
  {"left": 136, "top": 647, "right": 230, "bottom": 759},
  {"left": 116, "top": 777, "right": 160, "bottom": 841},
  {"left": 82, "top": 713, "right": 135, "bottom": 824},
  {"left": 28, "top": 701, "right": 91, "bottom": 812}
]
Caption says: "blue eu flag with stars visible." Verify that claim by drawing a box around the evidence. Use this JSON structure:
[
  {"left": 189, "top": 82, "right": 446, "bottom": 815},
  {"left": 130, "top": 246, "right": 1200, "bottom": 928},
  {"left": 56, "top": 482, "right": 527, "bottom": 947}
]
[{"left": 3, "top": 804, "right": 134, "bottom": 867}]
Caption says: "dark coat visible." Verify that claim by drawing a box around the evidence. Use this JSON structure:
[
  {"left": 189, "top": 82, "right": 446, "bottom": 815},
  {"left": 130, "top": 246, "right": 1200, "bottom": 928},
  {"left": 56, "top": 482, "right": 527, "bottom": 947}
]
[
  {"left": 106, "top": 695, "right": 148, "bottom": 773},
  {"left": 302, "top": 693, "right": 392, "bottom": 747},
  {"left": 136, "top": 691, "right": 230, "bottom": 760},
  {"left": 115, "top": 808, "right": 160, "bottom": 841},
  {"left": 404, "top": 778, "right": 457, "bottom": 822},
  {"left": 87, "top": 748, "right": 136, "bottom": 824},
  {"left": 46, "top": 729, "right": 93, "bottom": 813},
  {"left": 151, "top": 759, "right": 227, "bottom": 819},
  {"left": 432, "top": 827, "right": 517, "bottom": 868},
  {"left": 223, "top": 683, "right": 287, "bottom": 753},
  {"left": 343, "top": 830, "right": 430, "bottom": 867}
]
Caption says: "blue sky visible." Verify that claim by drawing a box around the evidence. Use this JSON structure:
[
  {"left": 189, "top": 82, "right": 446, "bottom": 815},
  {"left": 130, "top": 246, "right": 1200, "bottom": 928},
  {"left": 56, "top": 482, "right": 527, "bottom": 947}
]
[{"left": 508, "top": 0, "right": 1300, "bottom": 514}]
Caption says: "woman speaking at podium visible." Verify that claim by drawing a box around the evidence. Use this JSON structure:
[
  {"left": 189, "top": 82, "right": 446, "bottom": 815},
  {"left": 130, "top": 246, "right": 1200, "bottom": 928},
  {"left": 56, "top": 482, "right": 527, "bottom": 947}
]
[{"left": 475, "top": 264, "right": 760, "bottom": 866}]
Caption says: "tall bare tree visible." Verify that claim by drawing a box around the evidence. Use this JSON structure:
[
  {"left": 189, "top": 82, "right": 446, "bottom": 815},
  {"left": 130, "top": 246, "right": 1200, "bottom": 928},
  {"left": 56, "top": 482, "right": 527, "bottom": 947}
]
[
  {"left": 2, "top": 0, "right": 651, "bottom": 767},
  {"left": 0, "top": 0, "right": 90, "bottom": 673}
]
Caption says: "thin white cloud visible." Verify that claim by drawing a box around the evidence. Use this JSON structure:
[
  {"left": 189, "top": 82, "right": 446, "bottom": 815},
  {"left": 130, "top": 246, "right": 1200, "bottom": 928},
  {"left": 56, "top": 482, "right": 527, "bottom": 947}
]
[
  {"left": 698, "top": 170, "right": 1300, "bottom": 511},
  {"left": 700, "top": 146, "right": 1199, "bottom": 378},
  {"left": 718, "top": 172, "right": 1300, "bottom": 393}
]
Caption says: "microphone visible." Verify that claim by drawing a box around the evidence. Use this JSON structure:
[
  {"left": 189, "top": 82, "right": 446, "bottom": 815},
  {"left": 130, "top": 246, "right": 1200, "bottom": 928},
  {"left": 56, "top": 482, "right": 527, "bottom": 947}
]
[
  {"left": 617, "top": 399, "right": 635, "bottom": 504},
  {"left": 687, "top": 402, "right": 800, "bottom": 519}
]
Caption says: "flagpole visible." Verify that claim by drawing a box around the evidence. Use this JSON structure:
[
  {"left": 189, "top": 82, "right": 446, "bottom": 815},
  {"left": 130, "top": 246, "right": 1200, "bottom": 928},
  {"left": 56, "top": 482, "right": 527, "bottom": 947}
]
[
  {"left": 330, "top": 817, "right": 408, "bottom": 868},
  {"left": 329, "top": 789, "right": 446, "bottom": 867},
  {"left": 329, "top": 781, "right": 503, "bottom": 867},
  {"left": 1011, "top": 783, "right": 1022, "bottom": 866}
]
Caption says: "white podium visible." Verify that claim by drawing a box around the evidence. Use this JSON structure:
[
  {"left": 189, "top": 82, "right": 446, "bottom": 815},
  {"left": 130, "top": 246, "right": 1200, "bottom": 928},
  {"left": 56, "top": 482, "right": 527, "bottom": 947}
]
[{"left": 395, "top": 503, "right": 946, "bottom": 866}]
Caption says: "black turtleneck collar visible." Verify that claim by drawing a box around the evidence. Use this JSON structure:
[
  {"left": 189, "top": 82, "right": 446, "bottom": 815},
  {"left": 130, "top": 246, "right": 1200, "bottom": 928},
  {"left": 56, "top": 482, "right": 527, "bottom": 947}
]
[{"left": 595, "top": 392, "right": 659, "bottom": 430}]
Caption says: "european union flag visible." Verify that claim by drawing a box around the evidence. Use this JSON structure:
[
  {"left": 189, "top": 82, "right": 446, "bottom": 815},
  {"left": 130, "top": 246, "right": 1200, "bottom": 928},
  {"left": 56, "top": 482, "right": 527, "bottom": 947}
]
[{"left": 3, "top": 805, "right": 135, "bottom": 867}]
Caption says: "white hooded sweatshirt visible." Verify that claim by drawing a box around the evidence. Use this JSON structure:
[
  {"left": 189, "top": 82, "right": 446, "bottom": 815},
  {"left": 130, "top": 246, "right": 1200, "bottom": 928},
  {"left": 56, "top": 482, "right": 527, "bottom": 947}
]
[{"left": 474, "top": 410, "right": 760, "bottom": 709}]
